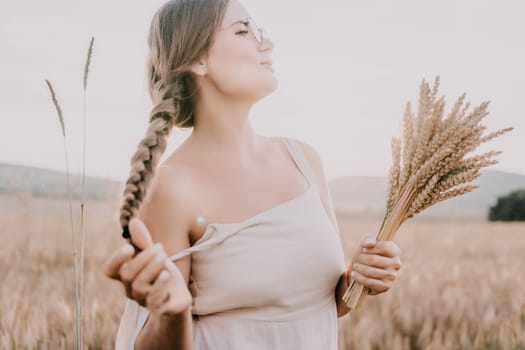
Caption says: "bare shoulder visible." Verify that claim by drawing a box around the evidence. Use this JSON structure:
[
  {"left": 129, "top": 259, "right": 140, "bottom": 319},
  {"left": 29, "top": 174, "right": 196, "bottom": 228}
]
[
  {"left": 139, "top": 162, "right": 195, "bottom": 256},
  {"left": 149, "top": 161, "right": 195, "bottom": 200},
  {"left": 138, "top": 161, "right": 199, "bottom": 286},
  {"left": 284, "top": 137, "right": 324, "bottom": 172}
]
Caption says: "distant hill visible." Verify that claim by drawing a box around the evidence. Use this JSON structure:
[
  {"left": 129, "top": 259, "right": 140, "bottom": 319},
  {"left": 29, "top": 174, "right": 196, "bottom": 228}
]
[
  {"left": 329, "top": 170, "right": 525, "bottom": 219},
  {"left": 2, "top": 163, "right": 524, "bottom": 219},
  {"left": 0, "top": 163, "right": 122, "bottom": 200}
]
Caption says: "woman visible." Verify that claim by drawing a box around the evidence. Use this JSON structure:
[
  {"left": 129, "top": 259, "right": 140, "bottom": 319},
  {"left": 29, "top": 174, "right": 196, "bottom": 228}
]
[{"left": 103, "top": 0, "right": 403, "bottom": 349}]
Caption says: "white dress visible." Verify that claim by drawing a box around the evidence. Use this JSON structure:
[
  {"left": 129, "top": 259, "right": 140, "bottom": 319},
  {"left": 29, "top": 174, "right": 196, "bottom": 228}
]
[{"left": 115, "top": 137, "right": 347, "bottom": 349}]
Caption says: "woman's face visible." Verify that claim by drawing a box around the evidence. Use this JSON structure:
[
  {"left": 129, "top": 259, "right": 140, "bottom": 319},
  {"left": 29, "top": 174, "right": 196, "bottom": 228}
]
[{"left": 200, "top": 0, "right": 278, "bottom": 101}]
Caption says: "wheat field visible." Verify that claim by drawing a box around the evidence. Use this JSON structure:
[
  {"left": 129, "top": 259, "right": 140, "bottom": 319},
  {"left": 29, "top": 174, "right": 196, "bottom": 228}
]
[{"left": 1, "top": 194, "right": 524, "bottom": 349}]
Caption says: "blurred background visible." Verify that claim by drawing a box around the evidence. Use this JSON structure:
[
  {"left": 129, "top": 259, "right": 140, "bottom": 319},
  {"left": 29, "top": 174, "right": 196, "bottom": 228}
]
[{"left": 1, "top": 0, "right": 524, "bottom": 349}]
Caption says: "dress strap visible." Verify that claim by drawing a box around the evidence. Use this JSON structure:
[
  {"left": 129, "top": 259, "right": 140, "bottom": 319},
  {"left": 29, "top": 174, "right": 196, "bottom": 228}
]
[
  {"left": 168, "top": 221, "right": 262, "bottom": 261},
  {"left": 282, "top": 137, "right": 318, "bottom": 189}
]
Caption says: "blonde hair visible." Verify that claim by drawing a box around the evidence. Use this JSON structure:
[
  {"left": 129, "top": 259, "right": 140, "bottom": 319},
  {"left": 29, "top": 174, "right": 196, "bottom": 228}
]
[{"left": 120, "top": 0, "right": 229, "bottom": 241}]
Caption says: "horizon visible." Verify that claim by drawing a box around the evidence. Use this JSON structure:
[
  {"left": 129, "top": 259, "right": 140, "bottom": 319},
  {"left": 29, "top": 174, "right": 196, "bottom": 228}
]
[{"left": 2, "top": 161, "right": 524, "bottom": 183}]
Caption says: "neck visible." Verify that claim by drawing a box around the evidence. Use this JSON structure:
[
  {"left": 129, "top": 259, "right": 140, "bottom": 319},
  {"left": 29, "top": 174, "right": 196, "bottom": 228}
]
[{"left": 189, "top": 88, "right": 264, "bottom": 160}]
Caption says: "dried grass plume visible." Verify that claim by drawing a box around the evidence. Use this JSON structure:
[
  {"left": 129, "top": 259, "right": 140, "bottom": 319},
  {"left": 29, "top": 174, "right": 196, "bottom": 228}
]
[{"left": 342, "top": 75, "right": 513, "bottom": 309}]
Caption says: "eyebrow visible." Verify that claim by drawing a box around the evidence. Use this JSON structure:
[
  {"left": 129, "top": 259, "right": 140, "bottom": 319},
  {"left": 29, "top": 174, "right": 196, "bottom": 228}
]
[{"left": 227, "top": 16, "right": 251, "bottom": 27}]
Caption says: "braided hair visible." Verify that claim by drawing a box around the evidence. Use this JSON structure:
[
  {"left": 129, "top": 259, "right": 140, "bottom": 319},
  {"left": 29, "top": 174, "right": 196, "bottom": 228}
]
[{"left": 120, "top": 0, "right": 229, "bottom": 249}]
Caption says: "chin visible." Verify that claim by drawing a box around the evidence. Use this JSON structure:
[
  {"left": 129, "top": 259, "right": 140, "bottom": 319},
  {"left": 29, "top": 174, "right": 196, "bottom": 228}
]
[
  {"left": 254, "top": 80, "right": 278, "bottom": 101},
  {"left": 240, "top": 74, "right": 278, "bottom": 102},
  {"left": 220, "top": 73, "right": 278, "bottom": 101},
  {"left": 262, "top": 74, "right": 279, "bottom": 92},
  {"left": 265, "top": 76, "right": 279, "bottom": 93}
]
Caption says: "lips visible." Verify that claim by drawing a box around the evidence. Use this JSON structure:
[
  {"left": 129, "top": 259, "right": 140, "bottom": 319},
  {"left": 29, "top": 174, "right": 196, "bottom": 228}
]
[
  {"left": 260, "top": 59, "right": 273, "bottom": 66},
  {"left": 262, "top": 64, "right": 274, "bottom": 73},
  {"left": 261, "top": 61, "right": 274, "bottom": 73}
]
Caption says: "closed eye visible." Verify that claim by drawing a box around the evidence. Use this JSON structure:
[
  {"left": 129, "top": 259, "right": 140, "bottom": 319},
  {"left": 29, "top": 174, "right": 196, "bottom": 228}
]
[{"left": 233, "top": 17, "right": 251, "bottom": 36}]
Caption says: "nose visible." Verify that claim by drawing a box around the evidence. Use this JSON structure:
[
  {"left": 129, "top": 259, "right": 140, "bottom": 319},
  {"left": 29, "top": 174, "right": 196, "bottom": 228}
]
[{"left": 258, "top": 36, "right": 274, "bottom": 53}]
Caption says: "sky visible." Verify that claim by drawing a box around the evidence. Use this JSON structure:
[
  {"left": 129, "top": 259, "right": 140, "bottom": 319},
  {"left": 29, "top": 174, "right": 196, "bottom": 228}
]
[{"left": 1, "top": 0, "right": 524, "bottom": 181}]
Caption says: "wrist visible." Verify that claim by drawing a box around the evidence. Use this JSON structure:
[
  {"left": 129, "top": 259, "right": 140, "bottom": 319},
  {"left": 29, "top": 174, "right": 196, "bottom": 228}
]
[{"left": 154, "top": 307, "right": 191, "bottom": 325}]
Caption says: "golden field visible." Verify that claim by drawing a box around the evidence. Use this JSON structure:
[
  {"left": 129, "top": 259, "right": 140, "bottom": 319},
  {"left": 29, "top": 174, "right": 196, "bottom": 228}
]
[{"left": 1, "top": 194, "right": 524, "bottom": 349}]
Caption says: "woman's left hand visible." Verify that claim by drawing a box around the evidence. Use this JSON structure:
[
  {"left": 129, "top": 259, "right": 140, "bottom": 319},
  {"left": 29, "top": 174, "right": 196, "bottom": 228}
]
[{"left": 345, "top": 236, "right": 402, "bottom": 296}]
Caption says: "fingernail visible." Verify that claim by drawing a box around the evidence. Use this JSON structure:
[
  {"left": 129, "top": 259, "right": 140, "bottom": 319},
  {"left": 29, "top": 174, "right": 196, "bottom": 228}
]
[
  {"left": 363, "top": 238, "right": 375, "bottom": 245},
  {"left": 363, "top": 247, "right": 367, "bottom": 253},
  {"left": 155, "top": 252, "right": 166, "bottom": 262},
  {"left": 350, "top": 271, "right": 355, "bottom": 278},
  {"left": 352, "top": 263, "right": 357, "bottom": 270},
  {"left": 121, "top": 245, "right": 134, "bottom": 254},
  {"left": 158, "top": 270, "right": 169, "bottom": 281},
  {"left": 152, "top": 243, "right": 163, "bottom": 253}
]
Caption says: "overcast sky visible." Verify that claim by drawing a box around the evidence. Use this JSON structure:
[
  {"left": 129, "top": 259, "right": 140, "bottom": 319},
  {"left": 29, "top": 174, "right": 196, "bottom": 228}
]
[{"left": 1, "top": 0, "right": 523, "bottom": 181}]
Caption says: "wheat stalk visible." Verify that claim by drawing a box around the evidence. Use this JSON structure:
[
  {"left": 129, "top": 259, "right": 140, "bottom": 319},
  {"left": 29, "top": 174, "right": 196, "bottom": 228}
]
[
  {"left": 79, "top": 36, "right": 94, "bottom": 350},
  {"left": 45, "top": 79, "right": 81, "bottom": 348},
  {"left": 43, "top": 36, "right": 94, "bottom": 349},
  {"left": 342, "top": 75, "right": 513, "bottom": 310},
  {"left": 83, "top": 37, "right": 94, "bottom": 91}
]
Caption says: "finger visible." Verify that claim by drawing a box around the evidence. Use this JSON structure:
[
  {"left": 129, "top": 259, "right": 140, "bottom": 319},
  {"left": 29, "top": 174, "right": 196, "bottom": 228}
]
[
  {"left": 361, "top": 254, "right": 402, "bottom": 271},
  {"left": 390, "top": 256, "right": 402, "bottom": 270},
  {"left": 155, "top": 276, "right": 193, "bottom": 317},
  {"left": 350, "top": 270, "right": 391, "bottom": 294},
  {"left": 356, "top": 253, "right": 397, "bottom": 269},
  {"left": 134, "top": 249, "right": 168, "bottom": 288},
  {"left": 363, "top": 241, "right": 402, "bottom": 258},
  {"left": 353, "top": 262, "right": 397, "bottom": 281},
  {"left": 147, "top": 270, "right": 172, "bottom": 311},
  {"left": 131, "top": 250, "right": 169, "bottom": 302},
  {"left": 104, "top": 244, "right": 135, "bottom": 280},
  {"left": 360, "top": 236, "right": 377, "bottom": 250},
  {"left": 129, "top": 218, "right": 154, "bottom": 251},
  {"left": 147, "top": 260, "right": 193, "bottom": 315},
  {"left": 120, "top": 243, "right": 164, "bottom": 285},
  {"left": 368, "top": 288, "right": 380, "bottom": 296}
]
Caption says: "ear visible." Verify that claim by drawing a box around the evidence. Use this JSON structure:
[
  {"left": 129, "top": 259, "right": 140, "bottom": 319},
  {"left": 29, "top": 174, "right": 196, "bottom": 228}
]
[{"left": 189, "top": 59, "right": 207, "bottom": 77}]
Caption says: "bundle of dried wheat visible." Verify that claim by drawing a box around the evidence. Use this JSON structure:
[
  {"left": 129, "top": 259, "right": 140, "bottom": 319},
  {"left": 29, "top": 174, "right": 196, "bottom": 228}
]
[{"left": 342, "top": 76, "right": 513, "bottom": 310}]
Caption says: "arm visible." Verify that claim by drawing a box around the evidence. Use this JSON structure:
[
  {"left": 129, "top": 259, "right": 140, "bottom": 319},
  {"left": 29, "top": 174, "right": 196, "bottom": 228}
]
[
  {"left": 295, "top": 139, "right": 351, "bottom": 318},
  {"left": 297, "top": 139, "right": 402, "bottom": 318},
  {"left": 135, "top": 309, "right": 193, "bottom": 350},
  {"left": 134, "top": 165, "right": 195, "bottom": 349}
]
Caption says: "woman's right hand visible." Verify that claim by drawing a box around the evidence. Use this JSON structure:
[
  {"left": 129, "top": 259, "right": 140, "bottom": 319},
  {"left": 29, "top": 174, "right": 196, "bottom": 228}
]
[{"left": 104, "top": 218, "right": 193, "bottom": 316}]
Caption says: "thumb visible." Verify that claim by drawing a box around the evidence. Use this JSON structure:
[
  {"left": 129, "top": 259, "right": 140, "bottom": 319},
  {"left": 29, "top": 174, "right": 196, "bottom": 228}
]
[
  {"left": 129, "top": 218, "right": 154, "bottom": 250},
  {"left": 360, "top": 235, "right": 377, "bottom": 249}
]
